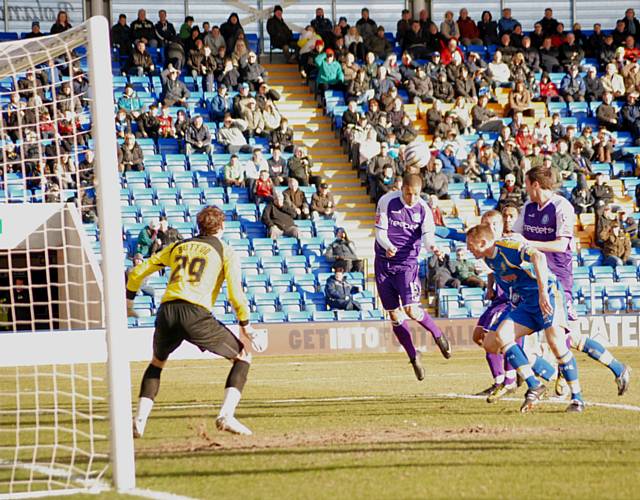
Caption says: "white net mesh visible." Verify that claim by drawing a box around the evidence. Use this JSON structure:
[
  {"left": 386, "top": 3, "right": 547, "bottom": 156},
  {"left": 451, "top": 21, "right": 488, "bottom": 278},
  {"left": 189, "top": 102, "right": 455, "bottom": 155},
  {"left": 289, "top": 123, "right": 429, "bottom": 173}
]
[
  {"left": 0, "top": 20, "right": 122, "bottom": 497},
  {"left": 0, "top": 364, "right": 109, "bottom": 498}
]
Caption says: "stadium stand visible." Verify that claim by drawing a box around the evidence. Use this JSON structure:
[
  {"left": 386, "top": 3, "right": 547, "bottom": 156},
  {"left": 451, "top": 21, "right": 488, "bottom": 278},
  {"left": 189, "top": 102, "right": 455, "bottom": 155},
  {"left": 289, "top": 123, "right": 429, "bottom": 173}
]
[{"left": 3, "top": 6, "right": 640, "bottom": 324}]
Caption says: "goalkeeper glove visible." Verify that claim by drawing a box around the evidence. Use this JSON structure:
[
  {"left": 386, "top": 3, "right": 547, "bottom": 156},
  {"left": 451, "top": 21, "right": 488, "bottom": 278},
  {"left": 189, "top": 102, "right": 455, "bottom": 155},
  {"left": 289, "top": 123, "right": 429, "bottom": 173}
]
[{"left": 241, "top": 325, "right": 268, "bottom": 353}]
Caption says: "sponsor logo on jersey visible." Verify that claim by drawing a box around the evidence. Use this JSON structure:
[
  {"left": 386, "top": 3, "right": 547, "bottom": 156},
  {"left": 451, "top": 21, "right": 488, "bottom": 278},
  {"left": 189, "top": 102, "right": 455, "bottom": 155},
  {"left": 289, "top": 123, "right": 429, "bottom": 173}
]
[
  {"left": 523, "top": 223, "right": 555, "bottom": 235},
  {"left": 390, "top": 219, "right": 419, "bottom": 230}
]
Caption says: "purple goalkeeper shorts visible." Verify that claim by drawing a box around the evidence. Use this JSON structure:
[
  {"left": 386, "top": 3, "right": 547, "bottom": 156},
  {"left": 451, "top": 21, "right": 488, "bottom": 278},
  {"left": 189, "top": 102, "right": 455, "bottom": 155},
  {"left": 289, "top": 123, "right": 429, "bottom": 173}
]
[
  {"left": 374, "top": 258, "right": 421, "bottom": 311},
  {"left": 476, "top": 297, "right": 510, "bottom": 332}
]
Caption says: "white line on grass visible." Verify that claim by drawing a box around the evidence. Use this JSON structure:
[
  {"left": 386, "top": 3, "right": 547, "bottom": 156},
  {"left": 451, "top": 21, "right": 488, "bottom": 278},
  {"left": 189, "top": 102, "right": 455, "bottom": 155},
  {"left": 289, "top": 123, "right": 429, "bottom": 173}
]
[
  {"left": 437, "top": 393, "right": 640, "bottom": 412},
  {"left": 159, "top": 394, "right": 640, "bottom": 412},
  {"left": 126, "top": 488, "right": 198, "bottom": 500}
]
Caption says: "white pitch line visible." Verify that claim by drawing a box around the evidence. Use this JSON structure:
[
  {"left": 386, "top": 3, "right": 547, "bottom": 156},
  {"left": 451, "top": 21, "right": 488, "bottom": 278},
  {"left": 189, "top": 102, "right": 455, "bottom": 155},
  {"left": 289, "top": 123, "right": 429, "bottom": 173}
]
[
  {"left": 159, "top": 394, "right": 640, "bottom": 412},
  {"left": 438, "top": 393, "right": 640, "bottom": 412},
  {"left": 126, "top": 488, "right": 198, "bottom": 500}
]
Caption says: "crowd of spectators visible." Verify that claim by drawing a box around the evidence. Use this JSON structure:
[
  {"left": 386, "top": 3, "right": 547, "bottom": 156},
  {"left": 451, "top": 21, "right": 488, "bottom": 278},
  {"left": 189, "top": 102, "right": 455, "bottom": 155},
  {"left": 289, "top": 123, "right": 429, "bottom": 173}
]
[
  {"left": 108, "top": 8, "right": 353, "bottom": 247},
  {"left": 0, "top": 10, "right": 99, "bottom": 219},
  {"left": 8, "top": 6, "right": 640, "bottom": 314},
  {"left": 291, "top": 7, "right": 640, "bottom": 245}
]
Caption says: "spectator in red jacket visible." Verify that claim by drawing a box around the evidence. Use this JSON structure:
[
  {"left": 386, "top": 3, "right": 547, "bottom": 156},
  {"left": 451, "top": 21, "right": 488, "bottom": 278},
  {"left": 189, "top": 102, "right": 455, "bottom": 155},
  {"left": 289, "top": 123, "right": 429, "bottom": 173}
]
[
  {"left": 253, "top": 169, "right": 275, "bottom": 203},
  {"left": 624, "top": 36, "right": 640, "bottom": 63},
  {"left": 440, "top": 39, "right": 464, "bottom": 66},
  {"left": 538, "top": 72, "right": 562, "bottom": 105},
  {"left": 457, "top": 9, "right": 482, "bottom": 46}
]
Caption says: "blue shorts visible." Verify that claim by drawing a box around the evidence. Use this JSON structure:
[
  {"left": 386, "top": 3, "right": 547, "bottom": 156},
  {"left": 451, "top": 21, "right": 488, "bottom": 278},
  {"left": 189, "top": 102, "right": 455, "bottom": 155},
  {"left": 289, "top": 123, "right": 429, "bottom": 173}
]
[{"left": 507, "top": 282, "right": 568, "bottom": 332}]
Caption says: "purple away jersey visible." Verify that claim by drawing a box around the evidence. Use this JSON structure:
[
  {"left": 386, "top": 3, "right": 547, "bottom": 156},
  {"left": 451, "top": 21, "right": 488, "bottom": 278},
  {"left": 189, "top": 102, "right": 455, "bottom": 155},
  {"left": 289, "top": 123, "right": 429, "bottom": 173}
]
[
  {"left": 374, "top": 191, "right": 435, "bottom": 267},
  {"left": 512, "top": 194, "right": 575, "bottom": 294},
  {"left": 374, "top": 191, "right": 435, "bottom": 310}
]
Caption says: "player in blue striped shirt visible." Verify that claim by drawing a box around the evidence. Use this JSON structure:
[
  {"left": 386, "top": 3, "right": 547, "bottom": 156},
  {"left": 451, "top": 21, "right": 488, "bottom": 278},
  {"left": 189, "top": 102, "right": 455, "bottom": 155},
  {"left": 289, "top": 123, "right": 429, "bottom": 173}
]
[{"left": 467, "top": 223, "right": 585, "bottom": 413}]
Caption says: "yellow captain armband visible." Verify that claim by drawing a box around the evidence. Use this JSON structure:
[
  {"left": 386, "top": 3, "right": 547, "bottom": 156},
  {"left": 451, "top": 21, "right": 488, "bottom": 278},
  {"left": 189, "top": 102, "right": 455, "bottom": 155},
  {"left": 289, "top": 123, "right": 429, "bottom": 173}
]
[{"left": 495, "top": 238, "right": 522, "bottom": 251}]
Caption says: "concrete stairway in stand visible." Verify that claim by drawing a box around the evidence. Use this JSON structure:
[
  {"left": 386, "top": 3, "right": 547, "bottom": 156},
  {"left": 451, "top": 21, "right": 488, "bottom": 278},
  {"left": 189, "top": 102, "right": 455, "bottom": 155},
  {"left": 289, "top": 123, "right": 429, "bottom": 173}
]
[{"left": 265, "top": 64, "right": 377, "bottom": 275}]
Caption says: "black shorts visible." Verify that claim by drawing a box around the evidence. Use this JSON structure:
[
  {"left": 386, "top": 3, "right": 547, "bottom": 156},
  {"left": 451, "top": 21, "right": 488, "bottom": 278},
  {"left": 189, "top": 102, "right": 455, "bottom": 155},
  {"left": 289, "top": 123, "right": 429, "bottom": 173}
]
[{"left": 153, "top": 300, "right": 244, "bottom": 361}]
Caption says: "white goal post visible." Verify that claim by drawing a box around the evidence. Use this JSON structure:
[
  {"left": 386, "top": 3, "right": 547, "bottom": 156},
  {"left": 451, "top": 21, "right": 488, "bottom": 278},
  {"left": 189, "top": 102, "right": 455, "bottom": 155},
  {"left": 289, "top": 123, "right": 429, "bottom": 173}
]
[{"left": 0, "top": 16, "right": 135, "bottom": 496}]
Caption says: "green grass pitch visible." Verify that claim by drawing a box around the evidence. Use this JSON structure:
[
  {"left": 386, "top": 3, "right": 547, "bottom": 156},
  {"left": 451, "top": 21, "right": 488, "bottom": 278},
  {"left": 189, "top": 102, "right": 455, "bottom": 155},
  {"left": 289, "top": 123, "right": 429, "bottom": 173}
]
[
  {"left": 119, "top": 349, "right": 640, "bottom": 498},
  {"left": 11, "top": 349, "right": 640, "bottom": 498}
]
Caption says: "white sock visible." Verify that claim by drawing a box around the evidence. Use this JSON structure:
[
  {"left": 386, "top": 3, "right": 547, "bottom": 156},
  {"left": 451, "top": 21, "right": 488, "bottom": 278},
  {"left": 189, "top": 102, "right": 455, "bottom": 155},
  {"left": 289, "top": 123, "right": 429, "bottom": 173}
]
[
  {"left": 135, "top": 397, "right": 154, "bottom": 435},
  {"left": 494, "top": 374, "right": 505, "bottom": 385},
  {"left": 218, "top": 387, "right": 242, "bottom": 418}
]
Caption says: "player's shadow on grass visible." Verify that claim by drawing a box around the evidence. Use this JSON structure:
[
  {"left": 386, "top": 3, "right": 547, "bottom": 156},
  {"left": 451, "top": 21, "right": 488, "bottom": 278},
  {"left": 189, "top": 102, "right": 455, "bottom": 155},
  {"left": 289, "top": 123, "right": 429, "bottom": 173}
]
[
  {"left": 136, "top": 451, "right": 634, "bottom": 480},
  {"left": 136, "top": 439, "right": 541, "bottom": 461}
]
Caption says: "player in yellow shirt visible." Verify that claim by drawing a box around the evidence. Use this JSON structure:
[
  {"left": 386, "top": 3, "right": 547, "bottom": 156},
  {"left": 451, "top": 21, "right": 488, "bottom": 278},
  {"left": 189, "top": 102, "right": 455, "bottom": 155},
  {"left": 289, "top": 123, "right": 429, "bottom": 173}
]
[{"left": 126, "top": 206, "right": 266, "bottom": 436}]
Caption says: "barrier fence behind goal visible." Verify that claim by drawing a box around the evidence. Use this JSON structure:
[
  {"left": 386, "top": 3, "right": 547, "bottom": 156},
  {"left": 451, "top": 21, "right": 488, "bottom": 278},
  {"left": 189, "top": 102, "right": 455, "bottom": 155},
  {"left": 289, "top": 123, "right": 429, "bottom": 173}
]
[{"left": 0, "top": 16, "right": 135, "bottom": 497}]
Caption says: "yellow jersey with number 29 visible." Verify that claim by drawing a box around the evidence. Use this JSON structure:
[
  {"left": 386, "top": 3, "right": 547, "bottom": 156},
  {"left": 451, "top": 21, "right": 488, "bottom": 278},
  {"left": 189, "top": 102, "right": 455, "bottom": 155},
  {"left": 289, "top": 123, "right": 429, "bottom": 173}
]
[{"left": 126, "top": 236, "right": 250, "bottom": 324}]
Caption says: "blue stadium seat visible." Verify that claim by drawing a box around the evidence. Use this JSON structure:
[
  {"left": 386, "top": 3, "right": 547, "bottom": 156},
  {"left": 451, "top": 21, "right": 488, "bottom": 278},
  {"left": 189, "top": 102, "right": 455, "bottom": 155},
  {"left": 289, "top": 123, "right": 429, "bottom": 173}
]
[
  {"left": 270, "top": 273, "right": 293, "bottom": 293},
  {"left": 225, "top": 220, "right": 244, "bottom": 239},
  {"left": 615, "top": 265, "right": 638, "bottom": 280},
  {"left": 446, "top": 304, "right": 470, "bottom": 318},
  {"left": 203, "top": 186, "right": 226, "bottom": 204},
  {"left": 241, "top": 256, "right": 260, "bottom": 276},
  {"left": 277, "top": 237, "right": 300, "bottom": 256},
  {"left": 195, "top": 171, "right": 218, "bottom": 188},
  {"left": 173, "top": 171, "right": 195, "bottom": 188},
  {"left": 155, "top": 187, "right": 179, "bottom": 204},
  {"left": 312, "top": 311, "right": 335, "bottom": 321},
  {"left": 172, "top": 221, "right": 195, "bottom": 238},
  {"left": 438, "top": 288, "right": 460, "bottom": 316},
  {"left": 580, "top": 248, "right": 602, "bottom": 267},
  {"left": 285, "top": 255, "right": 308, "bottom": 274},
  {"left": 245, "top": 274, "right": 269, "bottom": 293},
  {"left": 591, "top": 265, "right": 615, "bottom": 282},
  {"left": 629, "top": 285, "right": 640, "bottom": 311},
  {"left": 279, "top": 291, "right": 302, "bottom": 305},
  {"left": 253, "top": 238, "right": 275, "bottom": 257},
  {"left": 262, "top": 312, "right": 285, "bottom": 323},
  {"left": 227, "top": 239, "right": 251, "bottom": 257},
  {"left": 219, "top": 313, "right": 236, "bottom": 324},
  {"left": 360, "top": 309, "right": 383, "bottom": 321},
  {"left": 139, "top": 206, "right": 162, "bottom": 221},
  {"left": 261, "top": 255, "right": 285, "bottom": 272},
  {"left": 125, "top": 171, "right": 148, "bottom": 187},
  {"left": 130, "top": 187, "right": 154, "bottom": 206},
  {"left": 336, "top": 310, "right": 361, "bottom": 321},
  {"left": 180, "top": 187, "right": 203, "bottom": 203},
  {"left": 137, "top": 316, "right": 156, "bottom": 327},
  {"left": 287, "top": 311, "right": 313, "bottom": 322},
  {"left": 467, "top": 302, "right": 485, "bottom": 318},
  {"left": 606, "top": 283, "right": 628, "bottom": 312},
  {"left": 301, "top": 237, "right": 325, "bottom": 256}
]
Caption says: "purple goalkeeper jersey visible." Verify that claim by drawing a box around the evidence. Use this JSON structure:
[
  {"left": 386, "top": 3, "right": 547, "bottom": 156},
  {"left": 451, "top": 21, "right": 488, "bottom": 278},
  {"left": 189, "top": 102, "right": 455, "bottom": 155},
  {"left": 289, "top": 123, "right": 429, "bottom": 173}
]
[
  {"left": 374, "top": 191, "right": 435, "bottom": 268},
  {"left": 512, "top": 194, "right": 575, "bottom": 292}
]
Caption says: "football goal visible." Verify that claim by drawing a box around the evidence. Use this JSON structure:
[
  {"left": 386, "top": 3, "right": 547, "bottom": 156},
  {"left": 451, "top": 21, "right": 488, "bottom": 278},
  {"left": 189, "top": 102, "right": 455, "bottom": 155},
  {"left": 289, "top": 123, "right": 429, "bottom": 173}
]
[{"left": 0, "top": 16, "right": 135, "bottom": 497}]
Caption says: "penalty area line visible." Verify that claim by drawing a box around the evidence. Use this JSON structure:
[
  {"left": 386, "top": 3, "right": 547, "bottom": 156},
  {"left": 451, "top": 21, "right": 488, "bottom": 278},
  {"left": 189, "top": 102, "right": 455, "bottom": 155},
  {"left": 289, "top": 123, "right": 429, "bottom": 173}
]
[{"left": 438, "top": 393, "right": 640, "bottom": 412}]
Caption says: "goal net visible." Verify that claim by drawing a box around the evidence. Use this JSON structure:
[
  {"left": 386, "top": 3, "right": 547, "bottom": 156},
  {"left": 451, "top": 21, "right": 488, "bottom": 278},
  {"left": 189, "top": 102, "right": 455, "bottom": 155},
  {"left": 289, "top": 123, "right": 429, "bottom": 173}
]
[{"left": 0, "top": 17, "right": 135, "bottom": 497}]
